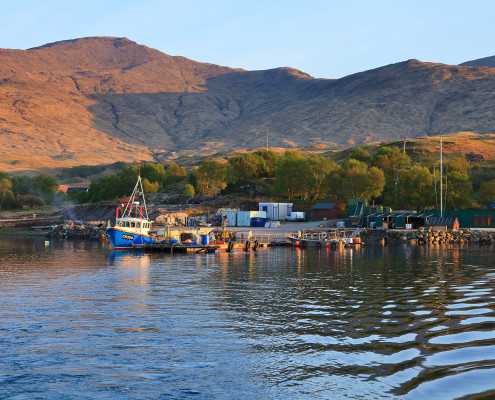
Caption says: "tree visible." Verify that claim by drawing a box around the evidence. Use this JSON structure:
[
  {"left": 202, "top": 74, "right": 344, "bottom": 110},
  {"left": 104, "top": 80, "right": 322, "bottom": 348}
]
[
  {"left": 34, "top": 174, "right": 59, "bottom": 205},
  {"left": 253, "top": 149, "right": 279, "bottom": 177},
  {"left": 274, "top": 150, "right": 307, "bottom": 199},
  {"left": 349, "top": 147, "right": 371, "bottom": 164},
  {"left": 194, "top": 160, "right": 234, "bottom": 196},
  {"left": 444, "top": 156, "right": 472, "bottom": 208},
  {"left": 479, "top": 179, "right": 495, "bottom": 206},
  {"left": 142, "top": 178, "right": 159, "bottom": 193},
  {"left": 303, "top": 157, "right": 339, "bottom": 200},
  {"left": 397, "top": 166, "right": 434, "bottom": 211},
  {"left": 229, "top": 153, "right": 267, "bottom": 182},
  {"left": 11, "top": 176, "right": 35, "bottom": 196},
  {"left": 166, "top": 162, "right": 187, "bottom": 183},
  {"left": 81, "top": 165, "right": 138, "bottom": 203},
  {"left": 374, "top": 147, "right": 411, "bottom": 207},
  {"left": 141, "top": 163, "right": 166, "bottom": 186},
  {"left": 10, "top": 174, "right": 59, "bottom": 205},
  {"left": 373, "top": 146, "right": 411, "bottom": 172},
  {"left": 328, "top": 159, "right": 385, "bottom": 202},
  {"left": 0, "top": 178, "right": 14, "bottom": 210},
  {"left": 183, "top": 183, "right": 195, "bottom": 196}
]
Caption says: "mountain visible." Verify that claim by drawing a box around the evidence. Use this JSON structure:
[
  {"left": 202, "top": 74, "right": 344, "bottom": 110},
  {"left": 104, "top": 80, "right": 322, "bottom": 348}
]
[
  {"left": 460, "top": 55, "right": 495, "bottom": 68},
  {"left": 1, "top": 37, "right": 495, "bottom": 173}
]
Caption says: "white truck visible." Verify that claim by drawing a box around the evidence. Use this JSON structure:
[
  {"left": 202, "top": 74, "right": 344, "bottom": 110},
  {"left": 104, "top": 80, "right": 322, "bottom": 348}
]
[{"left": 285, "top": 212, "right": 305, "bottom": 222}]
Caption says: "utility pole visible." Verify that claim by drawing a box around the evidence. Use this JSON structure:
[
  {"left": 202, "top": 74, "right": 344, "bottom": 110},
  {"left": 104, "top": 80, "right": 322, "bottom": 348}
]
[
  {"left": 440, "top": 138, "right": 443, "bottom": 217},
  {"left": 266, "top": 128, "right": 269, "bottom": 150}
]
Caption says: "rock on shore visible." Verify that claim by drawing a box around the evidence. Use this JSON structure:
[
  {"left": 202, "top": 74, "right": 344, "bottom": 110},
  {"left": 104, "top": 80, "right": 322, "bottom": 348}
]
[
  {"left": 363, "top": 227, "right": 493, "bottom": 245},
  {"left": 47, "top": 224, "right": 108, "bottom": 241}
]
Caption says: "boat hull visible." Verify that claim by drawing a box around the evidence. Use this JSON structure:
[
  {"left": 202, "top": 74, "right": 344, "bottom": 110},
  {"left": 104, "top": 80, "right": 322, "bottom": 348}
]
[
  {"left": 107, "top": 227, "right": 156, "bottom": 249},
  {"left": 288, "top": 236, "right": 343, "bottom": 248}
]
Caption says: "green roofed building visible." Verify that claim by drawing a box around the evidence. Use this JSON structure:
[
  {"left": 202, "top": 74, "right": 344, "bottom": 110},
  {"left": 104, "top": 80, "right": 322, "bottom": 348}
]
[{"left": 350, "top": 199, "right": 495, "bottom": 229}]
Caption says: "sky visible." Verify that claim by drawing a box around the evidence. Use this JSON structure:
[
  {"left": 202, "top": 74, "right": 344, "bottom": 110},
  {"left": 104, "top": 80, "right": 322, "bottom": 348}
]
[{"left": 1, "top": 0, "right": 494, "bottom": 79}]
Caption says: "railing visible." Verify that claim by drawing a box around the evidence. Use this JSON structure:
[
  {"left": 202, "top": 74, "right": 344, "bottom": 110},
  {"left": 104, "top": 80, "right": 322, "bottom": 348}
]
[{"left": 240, "top": 232, "right": 289, "bottom": 243}]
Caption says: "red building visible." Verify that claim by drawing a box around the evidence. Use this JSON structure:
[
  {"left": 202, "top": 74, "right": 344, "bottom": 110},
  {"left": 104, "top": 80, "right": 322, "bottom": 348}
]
[{"left": 312, "top": 203, "right": 340, "bottom": 220}]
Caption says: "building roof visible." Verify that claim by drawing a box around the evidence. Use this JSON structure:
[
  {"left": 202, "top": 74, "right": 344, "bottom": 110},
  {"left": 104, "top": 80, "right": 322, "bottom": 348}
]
[
  {"left": 366, "top": 212, "right": 432, "bottom": 219},
  {"left": 427, "top": 216, "right": 458, "bottom": 226},
  {"left": 313, "top": 202, "right": 337, "bottom": 210}
]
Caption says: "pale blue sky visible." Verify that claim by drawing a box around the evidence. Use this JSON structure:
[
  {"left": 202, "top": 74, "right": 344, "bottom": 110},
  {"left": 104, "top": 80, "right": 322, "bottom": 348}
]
[{"left": 1, "top": 0, "right": 493, "bottom": 78}]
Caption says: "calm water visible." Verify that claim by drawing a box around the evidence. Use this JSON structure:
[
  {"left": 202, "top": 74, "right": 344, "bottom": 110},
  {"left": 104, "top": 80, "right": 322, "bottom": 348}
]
[{"left": 0, "top": 238, "right": 494, "bottom": 399}]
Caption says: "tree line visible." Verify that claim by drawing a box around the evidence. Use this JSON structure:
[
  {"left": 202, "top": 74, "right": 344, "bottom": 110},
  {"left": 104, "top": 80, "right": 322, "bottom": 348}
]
[
  {"left": 187, "top": 146, "right": 495, "bottom": 210},
  {"left": 2, "top": 146, "right": 495, "bottom": 212}
]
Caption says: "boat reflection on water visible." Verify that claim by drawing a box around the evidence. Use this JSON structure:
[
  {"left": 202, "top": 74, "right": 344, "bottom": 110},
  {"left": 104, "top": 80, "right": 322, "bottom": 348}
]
[{"left": 108, "top": 249, "right": 151, "bottom": 267}]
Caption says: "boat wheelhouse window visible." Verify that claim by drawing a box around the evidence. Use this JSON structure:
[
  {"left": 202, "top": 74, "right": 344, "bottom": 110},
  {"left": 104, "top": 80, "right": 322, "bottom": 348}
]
[
  {"left": 130, "top": 222, "right": 135, "bottom": 228},
  {"left": 136, "top": 222, "right": 141, "bottom": 228}
]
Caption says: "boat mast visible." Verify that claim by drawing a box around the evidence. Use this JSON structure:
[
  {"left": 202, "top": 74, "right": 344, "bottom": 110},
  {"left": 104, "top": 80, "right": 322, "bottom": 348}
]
[
  {"left": 121, "top": 163, "right": 149, "bottom": 220},
  {"left": 440, "top": 138, "right": 443, "bottom": 217}
]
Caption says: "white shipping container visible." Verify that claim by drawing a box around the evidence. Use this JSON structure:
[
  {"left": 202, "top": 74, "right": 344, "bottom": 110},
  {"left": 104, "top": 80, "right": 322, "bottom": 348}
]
[
  {"left": 236, "top": 211, "right": 251, "bottom": 227},
  {"left": 221, "top": 211, "right": 237, "bottom": 227},
  {"left": 236, "top": 211, "right": 267, "bottom": 227}
]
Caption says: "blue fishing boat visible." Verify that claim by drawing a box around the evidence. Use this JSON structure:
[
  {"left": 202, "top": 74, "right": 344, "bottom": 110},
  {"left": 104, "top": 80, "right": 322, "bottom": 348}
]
[{"left": 106, "top": 173, "right": 156, "bottom": 250}]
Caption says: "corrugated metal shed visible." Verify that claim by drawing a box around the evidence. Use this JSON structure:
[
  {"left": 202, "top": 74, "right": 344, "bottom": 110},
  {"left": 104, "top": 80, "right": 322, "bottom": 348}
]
[
  {"left": 312, "top": 203, "right": 336, "bottom": 210},
  {"left": 312, "top": 202, "right": 339, "bottom": 219},
  {"left": 427, "top": 216, "right": 458, "bottom": 226}
]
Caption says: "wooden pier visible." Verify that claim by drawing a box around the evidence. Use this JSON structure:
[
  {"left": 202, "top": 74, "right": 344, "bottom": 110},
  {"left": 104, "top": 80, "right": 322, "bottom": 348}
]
[
  {"left": 133, "top": 242, "right": 220, "bottom": 253},
  {"left": 133, "top": 238, "right": 290, "bottom": 253}
]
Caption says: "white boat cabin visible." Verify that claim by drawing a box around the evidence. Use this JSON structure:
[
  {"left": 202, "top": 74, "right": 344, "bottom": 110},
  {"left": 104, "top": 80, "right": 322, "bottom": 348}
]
[{"left": 116, "top": 217, "right": 152, "bottom": 234}]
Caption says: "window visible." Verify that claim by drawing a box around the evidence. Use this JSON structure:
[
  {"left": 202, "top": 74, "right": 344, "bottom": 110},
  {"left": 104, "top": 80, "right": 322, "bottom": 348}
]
[
  {"left": 130, "top": 222, "right": 135, "bottom": 228},
  {"left": 136, "top": 222, "right": 141, "bottom": 228},
  {"left": 473, "top": 215, "right": 494, "bottom": 226}
]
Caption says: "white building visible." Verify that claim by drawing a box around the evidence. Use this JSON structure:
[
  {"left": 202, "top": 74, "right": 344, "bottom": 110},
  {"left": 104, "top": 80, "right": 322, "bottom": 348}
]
[{"left": 258, "top": 202, "right": 293, "bottom": 220}]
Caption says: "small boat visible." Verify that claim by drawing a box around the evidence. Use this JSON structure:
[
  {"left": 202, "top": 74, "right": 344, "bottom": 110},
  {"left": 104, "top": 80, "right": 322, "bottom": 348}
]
[
  {"left": 287, "top": 235, "right": 344, "bottom": 249},
  {"left": 287, "top": 228, "right": 363, "bottom": 248},
  {"left": 106, "top": 173, "right": 156, "bottom": 250}
]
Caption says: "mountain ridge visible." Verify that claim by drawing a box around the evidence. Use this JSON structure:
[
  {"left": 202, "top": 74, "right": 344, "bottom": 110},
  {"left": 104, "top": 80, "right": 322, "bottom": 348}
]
[{"left": 1, "top": 36, "right": 495, "bottom": 172}]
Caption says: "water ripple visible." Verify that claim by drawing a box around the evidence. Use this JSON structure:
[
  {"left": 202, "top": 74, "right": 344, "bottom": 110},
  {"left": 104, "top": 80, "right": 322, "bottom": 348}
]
[{"left": 0, "top": 239, "right": 494, "bottom": 398}]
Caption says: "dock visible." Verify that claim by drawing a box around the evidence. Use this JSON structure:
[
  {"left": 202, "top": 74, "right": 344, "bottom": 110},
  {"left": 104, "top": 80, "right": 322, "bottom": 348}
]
[{"left": 133, "top": 237, "right": 290, "bottom": 253}]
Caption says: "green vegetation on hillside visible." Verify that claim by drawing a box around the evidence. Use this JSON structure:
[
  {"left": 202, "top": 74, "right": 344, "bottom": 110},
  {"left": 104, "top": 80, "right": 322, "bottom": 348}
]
[
  {"left": 4, "top": 135, "right": 495, "bottom": 213},
  {"left": 54, "top": 143, "right": 495, "bottom": 211},
  {"left": 0, "top": 173, "right": 60, "bottom": 211}
]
